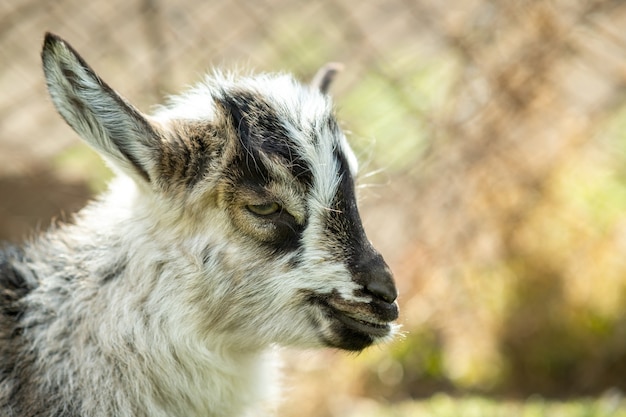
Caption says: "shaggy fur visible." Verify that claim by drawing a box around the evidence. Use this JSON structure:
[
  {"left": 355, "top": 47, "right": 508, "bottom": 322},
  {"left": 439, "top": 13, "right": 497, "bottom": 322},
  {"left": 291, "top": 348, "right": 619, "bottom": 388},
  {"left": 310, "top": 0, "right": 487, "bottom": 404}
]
[{"left": 0, "top": 33, "right": 399, "bottom": 417}]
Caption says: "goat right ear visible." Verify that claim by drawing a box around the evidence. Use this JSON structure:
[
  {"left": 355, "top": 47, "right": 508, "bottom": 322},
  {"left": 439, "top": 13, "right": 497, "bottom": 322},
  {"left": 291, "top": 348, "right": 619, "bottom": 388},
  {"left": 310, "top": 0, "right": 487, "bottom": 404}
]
[
  {"left": 41, "top": 32, "right": 160, "bottom": 183},
  {"left": 310, "top": 62, "right": 343, "bottom": 94}
]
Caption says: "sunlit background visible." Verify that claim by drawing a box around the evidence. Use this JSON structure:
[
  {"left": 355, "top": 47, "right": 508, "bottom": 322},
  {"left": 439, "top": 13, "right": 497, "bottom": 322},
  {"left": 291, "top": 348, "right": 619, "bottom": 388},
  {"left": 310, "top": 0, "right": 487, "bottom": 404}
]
[{"left": 2, "top": 0, "right": 626, "bottom": 415}]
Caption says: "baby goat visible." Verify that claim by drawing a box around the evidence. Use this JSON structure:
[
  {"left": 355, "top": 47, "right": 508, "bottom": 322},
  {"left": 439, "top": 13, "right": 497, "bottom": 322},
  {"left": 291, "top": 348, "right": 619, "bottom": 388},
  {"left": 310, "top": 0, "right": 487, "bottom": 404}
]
[{"left": 0, "top": 33, "right": 398, "bottom": 417}]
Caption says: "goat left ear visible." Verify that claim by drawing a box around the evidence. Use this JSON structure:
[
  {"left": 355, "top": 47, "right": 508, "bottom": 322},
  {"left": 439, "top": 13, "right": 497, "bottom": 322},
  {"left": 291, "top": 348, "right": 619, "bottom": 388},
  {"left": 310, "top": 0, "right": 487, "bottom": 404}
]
[
  {"left": 310, "top": 62, "right": 343, "bottom": 94},
  {"left": 41, "top": 32, "right": 160, "bottom": 184}
]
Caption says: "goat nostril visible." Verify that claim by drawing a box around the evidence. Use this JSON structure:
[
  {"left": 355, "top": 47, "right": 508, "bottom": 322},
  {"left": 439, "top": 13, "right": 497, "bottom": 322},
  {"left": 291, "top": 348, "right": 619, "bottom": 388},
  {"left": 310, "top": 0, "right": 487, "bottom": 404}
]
[
  {"left": 365, "top": 276, "right": 397, "bottom": 304},
  {"left": 351, "top": 251, "right": 398, "bottom": 304},
  {"left": 362, "top": 264, "right": 397, "bottom": 304}
]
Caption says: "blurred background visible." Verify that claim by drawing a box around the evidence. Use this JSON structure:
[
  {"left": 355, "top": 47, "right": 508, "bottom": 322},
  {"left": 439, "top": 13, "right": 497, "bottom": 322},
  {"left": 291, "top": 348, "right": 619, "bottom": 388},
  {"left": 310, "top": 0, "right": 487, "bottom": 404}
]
[{"left": 2, "top": 0, "right": 626, "bottom": 415}]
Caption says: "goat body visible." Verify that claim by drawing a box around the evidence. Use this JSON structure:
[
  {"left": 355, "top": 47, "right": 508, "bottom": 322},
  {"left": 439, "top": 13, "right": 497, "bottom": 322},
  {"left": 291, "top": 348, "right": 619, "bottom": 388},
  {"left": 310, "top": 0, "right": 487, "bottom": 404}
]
[{"left": 0, "top": 33, "right": 398, "bottom": 417}]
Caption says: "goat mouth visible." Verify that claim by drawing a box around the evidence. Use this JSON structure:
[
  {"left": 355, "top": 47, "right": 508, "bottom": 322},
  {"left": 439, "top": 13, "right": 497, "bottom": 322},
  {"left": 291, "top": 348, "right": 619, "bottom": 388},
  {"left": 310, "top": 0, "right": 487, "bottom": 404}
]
[
  {"left": 313, "top": 296, "right": 396, "bottom": 338},
  {"left": 331, "top": 309, "right": 391, "bottom": 338},
  {"left": 303, "top": 291, "right": 397, "bottom": 349}
]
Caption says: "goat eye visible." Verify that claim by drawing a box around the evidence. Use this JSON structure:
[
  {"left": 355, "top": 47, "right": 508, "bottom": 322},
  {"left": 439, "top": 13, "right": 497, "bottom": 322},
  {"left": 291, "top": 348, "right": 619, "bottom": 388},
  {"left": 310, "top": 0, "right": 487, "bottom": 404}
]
[{"left": 247, "top": 202, "right": 281, "bottom": 216}]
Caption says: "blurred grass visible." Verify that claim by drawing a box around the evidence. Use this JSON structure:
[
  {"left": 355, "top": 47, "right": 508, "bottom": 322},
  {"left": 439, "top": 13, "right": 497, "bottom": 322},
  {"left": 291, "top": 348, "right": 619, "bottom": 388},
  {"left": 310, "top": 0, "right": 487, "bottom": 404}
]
[{"left": 343, "top": 394, "right": 626, "bottom": 417}]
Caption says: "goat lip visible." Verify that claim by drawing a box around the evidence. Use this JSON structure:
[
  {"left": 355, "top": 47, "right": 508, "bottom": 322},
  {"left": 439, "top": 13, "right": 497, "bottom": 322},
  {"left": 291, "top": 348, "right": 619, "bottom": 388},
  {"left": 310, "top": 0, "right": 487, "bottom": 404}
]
[
  {"left": 331, "top": 309, "right": 392, "bottom": 337},
  {"left": 305, "top": 293, "right": 394, "bottom": 338}
]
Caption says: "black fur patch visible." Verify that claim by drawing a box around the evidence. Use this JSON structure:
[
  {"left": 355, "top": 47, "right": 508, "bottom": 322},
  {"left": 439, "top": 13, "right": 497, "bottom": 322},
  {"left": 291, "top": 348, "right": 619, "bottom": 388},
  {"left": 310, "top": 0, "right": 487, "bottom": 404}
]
[
  {"left": 219, "top": 91, "right": 313, "bottom": 188},
  {"left": 323, "top": 150, "right": 372, "bottom": 264},
  {"left": 324, "top": 151, "right": 397, "bottom": 304},
  {"left": 0, "top": 245, "right": 34, "bottom": 326}
]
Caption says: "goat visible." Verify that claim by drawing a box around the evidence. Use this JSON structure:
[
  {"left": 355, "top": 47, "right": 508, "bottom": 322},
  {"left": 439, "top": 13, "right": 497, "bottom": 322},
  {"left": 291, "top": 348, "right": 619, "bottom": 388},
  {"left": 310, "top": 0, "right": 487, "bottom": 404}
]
[{"left": 0, "top": 33, "right": 399, "bottom": 417}]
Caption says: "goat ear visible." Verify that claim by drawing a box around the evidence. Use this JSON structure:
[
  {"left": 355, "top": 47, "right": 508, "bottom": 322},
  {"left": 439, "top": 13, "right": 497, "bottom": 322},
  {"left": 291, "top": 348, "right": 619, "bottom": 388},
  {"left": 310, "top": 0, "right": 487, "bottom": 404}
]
[
  {"left": 310, "top": 62, "right": 343, "bottom": 94},
  {"left": 41, "top": 32, "right": 159, "bottom": 183}
]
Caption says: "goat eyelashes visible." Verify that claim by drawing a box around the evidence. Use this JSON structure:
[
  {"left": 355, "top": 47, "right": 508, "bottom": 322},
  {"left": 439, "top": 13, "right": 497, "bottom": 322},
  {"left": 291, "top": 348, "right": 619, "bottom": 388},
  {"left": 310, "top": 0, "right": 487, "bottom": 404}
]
[{"left": 0, "top": 32, "right": 399, "bottom": 417}]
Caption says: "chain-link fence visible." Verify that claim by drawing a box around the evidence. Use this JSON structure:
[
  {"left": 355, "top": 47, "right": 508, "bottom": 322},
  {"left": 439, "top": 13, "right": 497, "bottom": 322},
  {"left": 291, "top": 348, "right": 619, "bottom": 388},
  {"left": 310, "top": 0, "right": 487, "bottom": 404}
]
[{"left": 3, "top": 1, "right": 626, "bottom": 415}]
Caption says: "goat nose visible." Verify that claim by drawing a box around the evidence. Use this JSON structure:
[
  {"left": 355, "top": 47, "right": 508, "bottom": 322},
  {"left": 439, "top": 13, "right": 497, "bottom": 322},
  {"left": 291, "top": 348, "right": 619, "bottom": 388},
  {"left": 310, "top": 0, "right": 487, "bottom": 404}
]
[
  {"left": 358, "top": 256, "right": 397, "bottom": 304},
  {"left": 365, "top": 265, "right": 397, "bottom": 303}
]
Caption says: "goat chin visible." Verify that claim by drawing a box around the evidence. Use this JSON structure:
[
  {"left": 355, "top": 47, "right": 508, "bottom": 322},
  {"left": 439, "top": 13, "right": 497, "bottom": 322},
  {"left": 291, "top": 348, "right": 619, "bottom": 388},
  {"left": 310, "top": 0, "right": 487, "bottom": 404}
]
[{"left": 0, "top": 32, "right": 398, "bottom": 417}]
